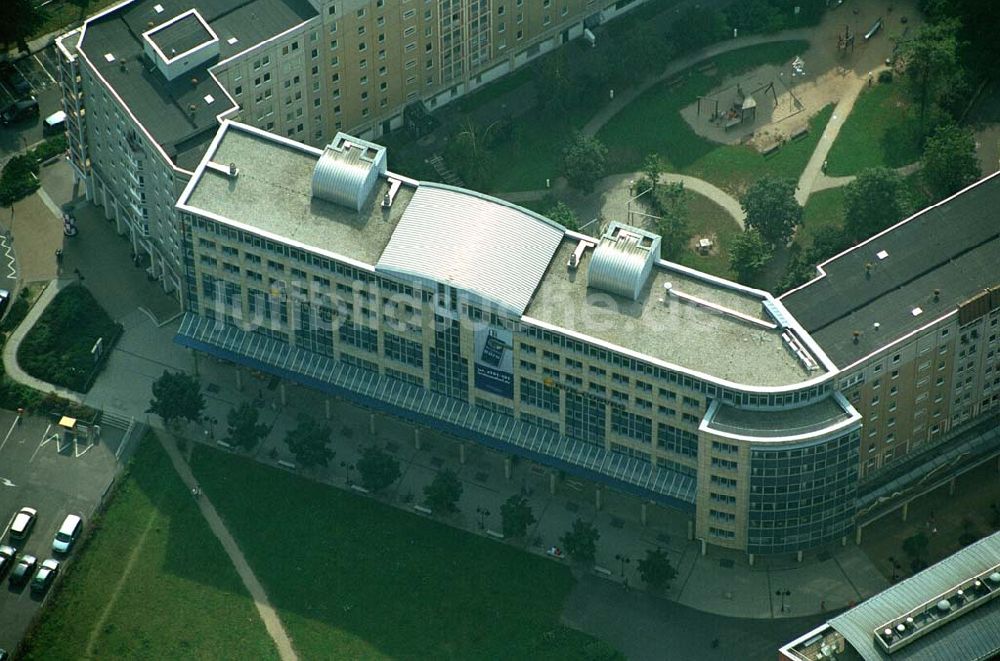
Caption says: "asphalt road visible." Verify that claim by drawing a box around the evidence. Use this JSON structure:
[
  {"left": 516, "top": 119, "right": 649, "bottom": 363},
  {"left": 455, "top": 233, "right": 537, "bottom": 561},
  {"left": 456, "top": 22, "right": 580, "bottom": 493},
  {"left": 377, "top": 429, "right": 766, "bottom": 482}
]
[{"left": 0, "top": 410, "right": 121, "bottom": 654}]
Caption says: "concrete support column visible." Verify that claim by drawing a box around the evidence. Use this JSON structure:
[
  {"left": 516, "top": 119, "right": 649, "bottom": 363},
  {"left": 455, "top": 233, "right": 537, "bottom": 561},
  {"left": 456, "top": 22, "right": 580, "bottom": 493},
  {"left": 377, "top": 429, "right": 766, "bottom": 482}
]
[
  {"left": 687, "top": 519, "right": 694, "bottom": 541},
  {"left": 235, "top": 367, "right": 244, "bottom": 391},
  {"left": 324, "top": 398, "right": 332, "bottom": 420},
  {"left": 856, "top": 524, "right": 864, "bottom": 546},
  {"left": 368, "top": 412, "right": 376, "bottom": 436},
  {"left": 595, "top": 487, "right": 602, "bottom": 511},
  {"left": 841, "top": 535, "right": 848, "bottom": 547},
  {"left": 413, "top": 427, "right": 422, "bottom": 450},
  {"left": 459, "top": 442, "right": 466, "bottom": 465},
  {"left": 748, "top": 553, "right": 755, "bottom": 567},
  {"left": 948, "top": 476, "right": 956, "bottom": 496},
  {"left": 504, "top": 456, "right": 512, "bottom": 480},
  {"left": 996, "top": 455, "right": 1000, "bottom": 473},
  {"left": 901, "top": 501, "right": 909, "bottom": 522},
  {"left": 549, "top": 472, "right": 557, "bottom": 495},
  {"left": 700, "top": 538, "right": 707, "bottom": 556},
  {"left": 640, "top": 502, "right": 648, "bottom": 527},
  {"left": 279, "top": 382, "right": 287, "bottom": 406},
  {"left": 797, "top": 550, "right": 803, "bottom": 563}
]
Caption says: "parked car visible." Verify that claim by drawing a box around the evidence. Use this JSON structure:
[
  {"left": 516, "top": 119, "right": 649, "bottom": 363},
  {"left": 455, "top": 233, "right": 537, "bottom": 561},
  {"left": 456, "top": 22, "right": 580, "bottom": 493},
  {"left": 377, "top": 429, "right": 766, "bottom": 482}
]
[
  {"left": 8, "top": 554, "right": 37, "bottom": 587},
  {"left": 0, "top": 97, "right": 39, "bottom": 125},
  {"left": 52, "top": 514, "right": 83, "bottom": 553},
  {"left": 0, "top": 63, "right": 31, "bottom": 97},
  {"left": 9, "top": 507, "right": 37, "bottom": 540},
  {"left": 0, "top": 545, "right": 15, "bottom": 578},
  {"left": 0, "top": 289, "right": 10, "bottom": 319},
  {"left": 43, "top": 109, "right": 66, "bottom": 134},
  {"left": 30, "top": 558, "right": 59, "bottom": 594}
]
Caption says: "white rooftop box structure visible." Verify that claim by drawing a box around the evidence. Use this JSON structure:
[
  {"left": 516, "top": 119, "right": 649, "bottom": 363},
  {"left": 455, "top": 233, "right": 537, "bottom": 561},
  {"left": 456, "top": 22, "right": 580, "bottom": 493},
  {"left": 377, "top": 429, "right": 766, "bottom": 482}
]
[{"left": 142, "top": 9, "right": 220, "bottom": 82}]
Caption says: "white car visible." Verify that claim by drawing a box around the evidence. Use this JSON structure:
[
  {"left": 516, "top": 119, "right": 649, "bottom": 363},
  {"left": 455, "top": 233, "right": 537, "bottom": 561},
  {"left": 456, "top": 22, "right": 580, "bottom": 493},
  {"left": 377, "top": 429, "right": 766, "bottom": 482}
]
[
  {"left": 43, "top": 110, "right": 66, "bottom": 134},
  {"left": 52, "top": 514, "right": 83, "bottom": 553},
  {"left": 9, "top": 507, "right": 37, "bottom": 540}
]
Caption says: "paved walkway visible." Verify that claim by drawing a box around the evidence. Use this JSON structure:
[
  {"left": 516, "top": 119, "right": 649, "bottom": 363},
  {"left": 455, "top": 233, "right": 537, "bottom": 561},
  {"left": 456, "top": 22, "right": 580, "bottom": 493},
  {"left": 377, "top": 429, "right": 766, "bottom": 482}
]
[
  {"left": 581, "top": 29, "right": 814, "bottom": 139},
  {"left": 158, "top": 432, "right": 299, "bottom": 661}
]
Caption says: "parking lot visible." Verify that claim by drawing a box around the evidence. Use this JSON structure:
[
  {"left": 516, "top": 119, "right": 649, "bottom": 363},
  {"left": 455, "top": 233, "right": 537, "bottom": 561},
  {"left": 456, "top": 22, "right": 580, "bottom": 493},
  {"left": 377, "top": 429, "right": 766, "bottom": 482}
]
[
  {"left": 1, "top": 45, "right": 64, "bottom": 164},
  {"left": 0, "top": 409, "right": 125, "bottom": 653}
]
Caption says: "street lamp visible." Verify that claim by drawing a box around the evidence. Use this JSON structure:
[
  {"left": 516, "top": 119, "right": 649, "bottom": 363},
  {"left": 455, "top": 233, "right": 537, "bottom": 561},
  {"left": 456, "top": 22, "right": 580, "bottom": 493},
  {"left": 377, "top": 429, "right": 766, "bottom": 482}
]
[
  {"left": 775, "top": 589, "right": 791, "bottom": 613},
  {"left": 476, "top": 507, "right": 490, "bottom": 530},
  {"left": 340, "top": 461, "right": 354, "bottom": 484},
  {"left": 614, "top": 553, "right": 631, "bottom": 577}
]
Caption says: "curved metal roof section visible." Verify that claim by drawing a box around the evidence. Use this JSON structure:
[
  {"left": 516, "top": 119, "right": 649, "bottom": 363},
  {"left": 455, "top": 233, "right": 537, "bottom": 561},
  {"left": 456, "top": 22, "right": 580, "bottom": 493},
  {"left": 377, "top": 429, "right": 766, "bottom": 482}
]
[
  {"left": 588, "top": 238, "right": 649, "bottom": 299},
  {"left": 311, "top": 134, "right": 385, "bottom": 211},
  {"left": 375, "top": 183, "right": 565, "bottom": 314}
]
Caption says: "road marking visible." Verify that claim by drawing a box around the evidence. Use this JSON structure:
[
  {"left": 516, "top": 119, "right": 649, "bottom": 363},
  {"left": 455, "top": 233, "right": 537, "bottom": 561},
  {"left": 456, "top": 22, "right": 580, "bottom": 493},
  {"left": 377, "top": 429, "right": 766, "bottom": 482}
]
[
  {"left": 0, "top": 417, "right": 17, "bottom": 453},
  {"left": 10, "top": 60, "right": 39, "bottom": 94},
  {"left": 1, "top": 478, "right": 15, "bottom": 487},
  {"left": 33, "top": 54, "right": 56, "bottom": 84},
  {"left": 30, "top": 427, "right": 57, "bottom": 463},
  {"left": 0, "top": 235, "right": 16, "bottom": 279}
]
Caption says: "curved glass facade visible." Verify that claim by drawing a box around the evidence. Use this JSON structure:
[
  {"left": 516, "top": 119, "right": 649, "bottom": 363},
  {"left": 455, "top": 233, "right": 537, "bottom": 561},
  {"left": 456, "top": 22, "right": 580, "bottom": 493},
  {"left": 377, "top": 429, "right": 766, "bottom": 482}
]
[{"left": 747, "top": 430, "right": 860, "bottom": 554}]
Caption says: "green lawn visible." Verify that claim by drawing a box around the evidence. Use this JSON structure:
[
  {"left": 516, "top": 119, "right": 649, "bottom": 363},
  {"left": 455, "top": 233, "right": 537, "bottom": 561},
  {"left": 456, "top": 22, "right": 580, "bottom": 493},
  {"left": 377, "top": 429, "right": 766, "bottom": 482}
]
[
  {"left": 797, "top": 187, "right": 845, "bottom": 250},
  {"left": 673, "top": 190, "right": 741, "bottom": 279},
  {"left": 686, "top": 104, "right": 834, "bottom": 194},
  {"left": 20, "top": 436, "right": 278, "bottom": 660},
  {"left": 598, "top": 41, "right": 809, "bottom": 183},
  {"left": 17, "top": 284, "right": 122, "bottom": 392},
  {"left": 824, "top": 81, "right": 922, "bottom": 176},
  {"left": 190, "top": 445, "right": 618, "bottom": 660}
]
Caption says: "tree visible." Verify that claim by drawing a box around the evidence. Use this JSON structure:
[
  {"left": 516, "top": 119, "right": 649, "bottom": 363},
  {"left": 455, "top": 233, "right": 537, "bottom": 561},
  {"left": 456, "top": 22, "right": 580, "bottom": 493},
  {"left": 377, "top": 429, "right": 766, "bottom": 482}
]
[
  {"left": 843, "top": 167, "right": 910, "bottom": 241},
  {"left": 225, "top": 401, "right": 269, "bottom": 451},
  {"left": 356, "top": 446, "right": 401, "bottom": 493},
  {"left": 147, "top": 371, "right": 205, "bottom": 426},
  {"left": 922, "top": 123, "right": 981, "bottom": 202},
  {"left": 424, "top": 468, "right": 463, "bottom": 513},
  {"left": 563, "top": 133, "right": 607, "bottom": 194},
  {"left": 284, "top": 415, "right": 334, "bottom": 469},
  {"left": 560, "top": 518, "right": 600, "bottom": 565},
  {"left": 728, "top": 227, "right": 773, "bottom": 284},
  {"left": 500, "top": 495, "right": 536, "bottom": 538},
  {"left": 642, "top": 153, "right": 663, "bottom": 191},
  {"left": 740, "top": 176, "right": 802, "bottom": 247},
  {"left": 0, "top": 0, "right": 46, "bottom": 53},
  {"left": 447, "top": 119, "right": 498, "bottom": 191},
  {"left": 637, "top": 547, "right": 678, "bottom": 591},
  {"left": 653, "top": 182, "right": 690, "bottom": 259},
  {"left": 900, "top": 19, "right": 960, "bottom": 130},
  {"left": 535, "top": 49, "right": 577, "bottom": 114},
  {"left": 670, "top": 6, "right": 729, "bottom": 52},
  {"left": 544, "top": 200, "right": 580, "bottom": 232}
]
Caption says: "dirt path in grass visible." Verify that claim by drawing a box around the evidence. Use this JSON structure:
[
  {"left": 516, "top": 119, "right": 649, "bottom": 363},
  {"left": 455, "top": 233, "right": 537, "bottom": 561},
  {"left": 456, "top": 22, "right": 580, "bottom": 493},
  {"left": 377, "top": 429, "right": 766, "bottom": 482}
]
[
  {"left": 84, "top": 508, "right": 159, "bottom": 657},
  {"left": 157, "top": 433, "right": 299, "bottom": 661}
]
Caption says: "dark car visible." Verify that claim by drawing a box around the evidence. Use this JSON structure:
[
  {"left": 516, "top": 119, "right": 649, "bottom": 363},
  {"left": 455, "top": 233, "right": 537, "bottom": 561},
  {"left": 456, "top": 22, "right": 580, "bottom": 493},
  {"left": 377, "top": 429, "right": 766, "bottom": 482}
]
[
  {"left": 0, "top": 545, "right": 15, "bottom": 579},
  {"left": 9, "top": 554, "right": 37, "bottom": 587},
  {"left": 1, "top": 97, "right": 39, "bottom": 125},
  {"left": 30, "top": 558, "right": 59, "bottom": 594},
  {"left": 0, "top": 63, "right": 31, "bottom": 97}
]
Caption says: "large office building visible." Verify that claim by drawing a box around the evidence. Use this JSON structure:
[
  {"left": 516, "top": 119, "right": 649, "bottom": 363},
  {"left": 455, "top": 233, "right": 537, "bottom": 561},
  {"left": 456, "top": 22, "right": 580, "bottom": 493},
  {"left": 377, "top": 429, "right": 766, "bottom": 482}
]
[
  {"left": 55, "top": 0, "right": 651, "bottom": 298},
  {"left": 54, "top": 0, "right": 1000, "bottom": 558}
]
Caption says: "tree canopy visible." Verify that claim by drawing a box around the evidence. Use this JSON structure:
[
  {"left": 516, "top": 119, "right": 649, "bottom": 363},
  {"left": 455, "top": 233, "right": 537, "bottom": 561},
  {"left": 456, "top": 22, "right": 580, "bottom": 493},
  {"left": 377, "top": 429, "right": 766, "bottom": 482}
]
[
  {"left": 900, "top": 18, "right": 961, "bottom": 130},
  {"left": 922, "top": 123, "right": 980, "bottom": 202},
  {"left": 284, "top": 415, "right": 334, "bottom": 469},
  {"left": 499, "top": 495, "right": 536, "bottom": 539},
  {"left": 424, "top": 469, "right": 463, "bottom": 513},
  {"left": 147, "top": 371, "right": 205, "bottom": 426},
  {"left": 740, "top": 176, "right": 802, "bottom": 247},
  {"left": 843, "top": 167, "right": 910, "bottom": 241},
  {"left": 0, "top": 0, "right": 45, "bottom": 53},
  {"left": 728, "top": 227, "right": 773, "bottom": 284},
  {"left": 562, "top": 133, "right": 607, "bottom": 194},
  {"left": 225, "top": 401, "right": 269, "bottom": 451},
  {"left": 545, "top": 200, "right": 580, "bottom": 232},
  {"left": 356, "top": 446, "right": 401, "bottom": 493},
  {"left": 637, "top": 547, "right": 678, "bottom": 592},
  {"left": 560, "top": 518, "right": 600, "bottom": 565}
]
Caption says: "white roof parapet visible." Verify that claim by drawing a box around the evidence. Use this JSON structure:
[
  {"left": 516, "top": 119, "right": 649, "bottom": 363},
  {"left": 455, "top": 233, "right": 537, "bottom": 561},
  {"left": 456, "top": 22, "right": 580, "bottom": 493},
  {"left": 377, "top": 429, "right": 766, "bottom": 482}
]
[
  {"left": 376, "top": 183, "right": 565, "bottom": 314},
  {"left": 588, "top": 222, "right": 661, "bottom": 300},
  {"left": 311, "top": 132, "right": 387, "bottom": 211}
]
